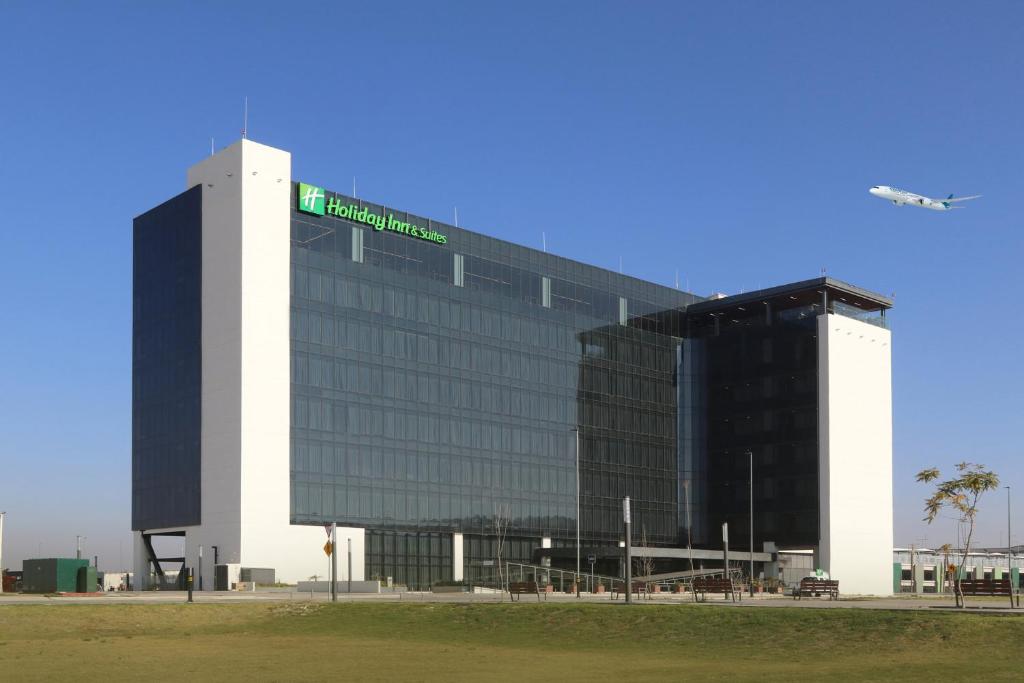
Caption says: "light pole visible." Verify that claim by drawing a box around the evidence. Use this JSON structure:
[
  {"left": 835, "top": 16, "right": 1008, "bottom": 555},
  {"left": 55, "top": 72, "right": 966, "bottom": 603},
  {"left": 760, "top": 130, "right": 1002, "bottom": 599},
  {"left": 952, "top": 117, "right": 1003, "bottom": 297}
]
[
  {"left": 0, "top": 511, "right": 6, "bottom": 593},
  {"left": 571, "top": 427, "right": 581, "bottom": 598},
  {"left": 747, "top": 450, "right": 754, "bottom": 597},
  {"left": 331, "top": 523, "right": 338, "bottom": 602},
  {"left": 1006, "top": 486, "right": 1012, "bottom": 575},
  {"left": 624, "top": 497, "right": 632, "bottom": 604}
]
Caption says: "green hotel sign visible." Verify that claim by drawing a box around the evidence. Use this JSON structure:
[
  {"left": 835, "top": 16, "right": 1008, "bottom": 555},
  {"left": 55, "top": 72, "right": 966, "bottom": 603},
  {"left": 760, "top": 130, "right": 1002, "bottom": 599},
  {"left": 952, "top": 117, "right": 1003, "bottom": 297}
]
[{"left": 297, "top": 182, "right": 447, "bottom": 245}]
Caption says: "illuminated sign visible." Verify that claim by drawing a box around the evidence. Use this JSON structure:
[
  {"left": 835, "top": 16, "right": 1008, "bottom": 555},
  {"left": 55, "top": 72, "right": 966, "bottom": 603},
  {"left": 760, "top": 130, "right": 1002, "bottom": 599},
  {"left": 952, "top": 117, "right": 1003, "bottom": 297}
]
[
  {"left": 297, "top": 183, "right": 325, "bottom": 215},
  {"left": 297, "top": 182, "right": 446, "bottom": 245}
]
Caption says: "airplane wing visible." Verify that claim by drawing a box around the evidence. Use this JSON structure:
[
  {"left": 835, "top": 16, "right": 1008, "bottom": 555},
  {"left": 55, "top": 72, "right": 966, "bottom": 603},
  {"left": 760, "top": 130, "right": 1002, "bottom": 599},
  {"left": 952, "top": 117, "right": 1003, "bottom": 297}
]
[{"left": 942, "top": 195, "right": 982, "bottom": 202}]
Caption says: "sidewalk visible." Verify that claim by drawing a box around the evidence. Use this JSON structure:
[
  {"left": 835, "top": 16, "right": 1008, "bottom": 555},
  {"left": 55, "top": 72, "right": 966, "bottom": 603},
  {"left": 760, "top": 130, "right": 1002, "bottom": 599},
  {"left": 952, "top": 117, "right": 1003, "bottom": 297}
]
[{"left": 1, "top": 589, "right": 1021, "bottom": 614}]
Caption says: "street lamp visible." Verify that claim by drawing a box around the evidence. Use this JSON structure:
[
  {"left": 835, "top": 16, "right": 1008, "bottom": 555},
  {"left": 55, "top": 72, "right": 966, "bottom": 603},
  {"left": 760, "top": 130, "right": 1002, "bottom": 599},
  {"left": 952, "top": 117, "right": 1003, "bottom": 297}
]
[
  {"left": 1006, "top": 486, "right": 1012, "bottom": 574},
  {"left": 747, "top": 450, "right": 754, "bottom": 597},
  {"left": 0, "top": 511, "right": 6, "bottom": 594},
  {"left": 570, "top": 427, "right": 581, "bottom": 598}
]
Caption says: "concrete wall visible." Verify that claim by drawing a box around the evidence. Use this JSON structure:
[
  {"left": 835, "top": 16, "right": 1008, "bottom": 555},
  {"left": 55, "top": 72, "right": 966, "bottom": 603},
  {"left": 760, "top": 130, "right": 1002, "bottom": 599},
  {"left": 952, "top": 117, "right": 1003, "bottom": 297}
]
[
  {"left": 818, "top": 313, "right": 893, "bottom": 595},
  {"left": 190, "top": 140, "right": 246, "bottom": 581},
  {"left": 453, "top": 533, "right": 464, "bottom": 581},
  {"left": 296, "top": 580, "right": 381, "bottom": 594}
]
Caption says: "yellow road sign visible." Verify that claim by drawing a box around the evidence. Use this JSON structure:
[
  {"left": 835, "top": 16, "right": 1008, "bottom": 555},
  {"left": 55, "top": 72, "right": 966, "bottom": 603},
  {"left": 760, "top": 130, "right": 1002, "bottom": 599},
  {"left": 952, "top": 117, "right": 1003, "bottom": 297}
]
[{"left": 324, "top": 541, "right": 333, "bottom": 556}]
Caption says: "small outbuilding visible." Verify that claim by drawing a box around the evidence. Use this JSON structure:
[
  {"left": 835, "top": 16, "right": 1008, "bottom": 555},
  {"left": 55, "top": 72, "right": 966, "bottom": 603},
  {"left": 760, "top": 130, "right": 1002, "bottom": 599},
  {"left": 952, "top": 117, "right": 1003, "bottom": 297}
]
[{"left": 22, "top": 558, "right": 93, "bottom": 593}]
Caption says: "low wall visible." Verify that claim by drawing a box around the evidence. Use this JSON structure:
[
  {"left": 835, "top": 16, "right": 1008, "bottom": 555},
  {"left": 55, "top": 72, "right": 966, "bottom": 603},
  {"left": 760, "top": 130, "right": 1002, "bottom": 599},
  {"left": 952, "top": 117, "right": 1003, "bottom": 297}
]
[{"left": 295, "top": 580, "right": 381, "bottom": 594}]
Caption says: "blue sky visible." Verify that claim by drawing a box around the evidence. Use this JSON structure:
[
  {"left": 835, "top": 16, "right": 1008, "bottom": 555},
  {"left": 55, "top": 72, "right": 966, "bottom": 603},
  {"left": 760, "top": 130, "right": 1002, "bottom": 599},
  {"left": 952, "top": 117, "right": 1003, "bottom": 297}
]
[{"left": 1, "top": 1, "right": 1021, "bottom": 569}]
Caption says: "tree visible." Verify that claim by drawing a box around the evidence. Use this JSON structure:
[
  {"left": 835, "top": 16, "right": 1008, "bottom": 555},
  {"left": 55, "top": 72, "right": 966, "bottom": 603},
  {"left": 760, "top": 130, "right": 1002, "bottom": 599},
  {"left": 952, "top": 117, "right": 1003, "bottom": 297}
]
[
  {"left": 937, "top": 543, "right": 953, "bottom": 594},
  {"left": 633, "top": 525, "right": 656, "bottom": 599},
  {"left": 493, "top": 503, "right": 511, "bottom": 599},
  {"left": 682, "top": 481, "right": 696, "bottom": 576},
  {"left": 916, "top": 462, "right": 1000, "bottom": 607}
]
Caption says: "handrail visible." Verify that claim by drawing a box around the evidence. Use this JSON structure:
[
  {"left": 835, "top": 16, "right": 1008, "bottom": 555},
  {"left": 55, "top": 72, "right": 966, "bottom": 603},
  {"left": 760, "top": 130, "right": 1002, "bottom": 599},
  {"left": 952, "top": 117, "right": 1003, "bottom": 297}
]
[{"left": 467, "top": 561, "right": 743, "bottom": 594}]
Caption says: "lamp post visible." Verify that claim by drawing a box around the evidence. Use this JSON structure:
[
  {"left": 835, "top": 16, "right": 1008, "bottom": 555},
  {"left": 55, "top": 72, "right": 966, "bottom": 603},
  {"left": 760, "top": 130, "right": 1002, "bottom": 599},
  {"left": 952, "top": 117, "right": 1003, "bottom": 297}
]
[
  {"left": 1006, "top": 486, "right": 1012, "bottom": 574},
  {"left": 331, "top": 523, "right": 338, "bottom": 602},
  {"left": 624, "top": 497, "right": 632, "bottom": 604},
  {"left": 0, "top": 511, "right": 6, "bottom": 593},
  {"left": 571, "top": 427, "right": 581, "bottom": 598},
  {"left": 747, "top": 450, "right": 754, "bottom": 597}
]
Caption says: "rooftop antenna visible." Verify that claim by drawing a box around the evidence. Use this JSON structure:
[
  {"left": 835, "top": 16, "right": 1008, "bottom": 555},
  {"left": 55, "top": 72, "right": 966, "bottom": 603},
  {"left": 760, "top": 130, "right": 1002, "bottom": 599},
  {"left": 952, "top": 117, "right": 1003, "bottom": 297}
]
[
  {"left": 352, "top": 177, "right": 357, "bottom": 198},
  {"left": 242, "top": 97, "right": 248, "bottom": 139},
  {"left": 675, "top": 269, "right": 680, "bottom": 290},
  {"left": 454, "top": 206, "right": 459, "bottom": 227},
  {"left": 210, "top": 137, "right": 215, "bottom": 156},
  {"left": 619, "top": 256, "right": 623, "bottom": 274},
  {"left": 542, "top": 231, "right": 547, "bottom": 252}
]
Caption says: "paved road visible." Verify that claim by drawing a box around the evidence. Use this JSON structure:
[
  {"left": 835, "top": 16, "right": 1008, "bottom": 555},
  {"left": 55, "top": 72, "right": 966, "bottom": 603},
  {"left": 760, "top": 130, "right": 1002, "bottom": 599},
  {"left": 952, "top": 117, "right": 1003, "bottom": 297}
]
[{"left": 1, "top": 590, "right": 1020, "bottom": 613}]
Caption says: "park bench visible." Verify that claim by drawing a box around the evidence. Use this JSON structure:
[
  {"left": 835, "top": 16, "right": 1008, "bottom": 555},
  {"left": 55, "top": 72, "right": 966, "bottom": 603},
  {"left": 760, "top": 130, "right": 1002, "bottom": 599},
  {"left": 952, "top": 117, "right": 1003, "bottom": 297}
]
[
  {"left": 610, "top": 581, "right": 648, "bottom": 600},
  {"left": 956, "top": 579, "right": 1019, "bottom": 608},
  {"left": 692, "top": 577, "right": 741, "bottom": 602},
  {"left": 508, "top": 581, "right": 544, "bottom": 602},
  {"left": 793, "top": 578, "right": 839, "bottom": 600}
]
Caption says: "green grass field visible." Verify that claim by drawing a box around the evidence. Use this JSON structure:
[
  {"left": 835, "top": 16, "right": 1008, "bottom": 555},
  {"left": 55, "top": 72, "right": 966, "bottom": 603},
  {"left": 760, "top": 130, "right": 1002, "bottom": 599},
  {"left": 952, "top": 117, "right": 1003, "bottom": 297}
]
[{"left": 1, "top": 601, "right": 1021, "bottom": 681}]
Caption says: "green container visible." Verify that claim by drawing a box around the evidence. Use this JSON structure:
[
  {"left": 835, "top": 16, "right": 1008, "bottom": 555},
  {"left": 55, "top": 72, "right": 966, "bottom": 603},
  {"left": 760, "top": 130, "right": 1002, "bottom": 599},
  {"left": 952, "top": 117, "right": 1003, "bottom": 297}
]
[
  {"left": 22, "top": 558, "right": 89, "bottom": 593},
  {"left": 77, "top": 565, "right": 98, "bottom": 593}
]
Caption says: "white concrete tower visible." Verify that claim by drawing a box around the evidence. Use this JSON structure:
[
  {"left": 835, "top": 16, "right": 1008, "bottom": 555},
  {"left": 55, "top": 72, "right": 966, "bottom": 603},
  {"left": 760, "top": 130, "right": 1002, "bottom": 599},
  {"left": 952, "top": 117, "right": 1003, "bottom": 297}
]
[
  {"left": 817, "top": 313, "right": 894, "bottom": 595},
  {"left": 133, "top": 140, "right": 364, "bottom": 588}
]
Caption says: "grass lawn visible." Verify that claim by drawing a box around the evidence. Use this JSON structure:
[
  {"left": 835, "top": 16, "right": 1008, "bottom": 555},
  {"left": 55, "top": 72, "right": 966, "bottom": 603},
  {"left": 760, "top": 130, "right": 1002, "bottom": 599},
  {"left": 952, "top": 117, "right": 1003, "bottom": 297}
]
[{"left": 1, "top": 601, "right": 1021, "bottom": 681}]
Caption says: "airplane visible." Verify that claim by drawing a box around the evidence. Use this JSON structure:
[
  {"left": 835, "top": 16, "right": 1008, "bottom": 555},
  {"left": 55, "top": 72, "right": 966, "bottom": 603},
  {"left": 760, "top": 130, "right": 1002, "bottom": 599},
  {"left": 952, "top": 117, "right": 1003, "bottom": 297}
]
[{"left": 869, "top": 185, "right": 981, "bottom": 210}]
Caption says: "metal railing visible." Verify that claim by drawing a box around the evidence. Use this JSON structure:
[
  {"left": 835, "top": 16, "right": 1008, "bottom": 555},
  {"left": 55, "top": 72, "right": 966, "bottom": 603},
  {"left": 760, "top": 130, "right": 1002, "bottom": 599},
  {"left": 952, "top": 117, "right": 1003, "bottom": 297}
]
[
  {"left": 467, "top": 561, "right": 745, "bottom": 597},
  {"left": 468, "top": 561, "right": 624, "bottom": 594}
]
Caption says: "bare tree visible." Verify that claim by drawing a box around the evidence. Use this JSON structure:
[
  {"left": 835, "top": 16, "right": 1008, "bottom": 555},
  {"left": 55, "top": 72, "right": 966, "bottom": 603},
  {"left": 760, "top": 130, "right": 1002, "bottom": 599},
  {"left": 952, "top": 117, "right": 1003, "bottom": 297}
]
[
  {"left": 683, "top": 481, "right": 696, "bottom": 576},
  {"left": 938, "top": 542, "right": 953, "bottom": 594},
  {"left": 632, "top": 525, "right": 656, "bottom": 599},
  {"left": 916, "top": 462, "right": 1000, "bottom": 607},
  {"left": 683, "top": 480, "right": 697, "bottom": 600},
  {"left": 493, "top": 503, "right": 511, "bottom": 599}
]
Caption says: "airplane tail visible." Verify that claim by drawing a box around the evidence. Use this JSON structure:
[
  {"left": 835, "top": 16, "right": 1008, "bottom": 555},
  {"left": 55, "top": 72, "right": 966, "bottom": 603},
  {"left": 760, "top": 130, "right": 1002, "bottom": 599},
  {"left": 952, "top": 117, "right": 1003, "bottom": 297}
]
[{"left": 941, "top": 193, "right": 981, "bottom": 209}]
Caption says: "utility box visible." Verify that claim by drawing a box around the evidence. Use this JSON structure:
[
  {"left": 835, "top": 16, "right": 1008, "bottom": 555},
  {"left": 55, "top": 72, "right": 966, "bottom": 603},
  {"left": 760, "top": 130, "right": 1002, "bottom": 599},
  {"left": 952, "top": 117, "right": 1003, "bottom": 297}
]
[
  {"left": 22, "top": 558, "right": 89, "bottom": 593},
  {"left": 76, "top": 565, "right": 98, "bottom": 593}
]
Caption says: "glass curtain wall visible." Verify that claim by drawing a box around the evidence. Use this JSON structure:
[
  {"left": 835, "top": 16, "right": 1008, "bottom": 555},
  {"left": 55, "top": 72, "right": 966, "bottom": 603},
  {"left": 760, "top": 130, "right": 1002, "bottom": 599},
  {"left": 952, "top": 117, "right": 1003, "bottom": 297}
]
[
  {"left": 131, "top": 186, "right": 203, "bottom": 530},
  {"left": 289, "top": 185, "right": 696, "bottom": 583},
  {"left": 685, "top": 303, "right": 821, "bottom": 550}
]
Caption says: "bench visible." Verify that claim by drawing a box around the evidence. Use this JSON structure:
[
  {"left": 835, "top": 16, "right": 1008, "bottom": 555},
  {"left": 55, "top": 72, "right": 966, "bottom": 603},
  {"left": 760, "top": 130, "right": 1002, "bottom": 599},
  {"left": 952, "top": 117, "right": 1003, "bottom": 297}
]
[
  {"left": 508, "top": 581, "right": 544, "bottom": 601},
  {"left": 956, "top": 579, "right": 1019, "bottom": 607},
  {"left": 692, "top": 578, "right": 741, "bottom": 602},
  {"left": 610, "top": 581, "right": 648, "bottom": 600},
  {"left": 793, "top": 578, "right": 839, "bottom": 600}
]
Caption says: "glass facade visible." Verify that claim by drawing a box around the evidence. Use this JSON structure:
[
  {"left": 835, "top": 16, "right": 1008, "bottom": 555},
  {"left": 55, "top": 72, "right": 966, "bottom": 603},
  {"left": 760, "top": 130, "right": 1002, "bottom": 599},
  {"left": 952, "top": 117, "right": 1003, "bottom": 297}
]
[
  {"left": 684, "top": 302, "right": 821, "bottom": 550},
  {"left": 132, "top": 186, "right": 202, "bottom": 530},
  {"left": 130, "top": 175, "right": 891, "bottom": 586},
  {"left": 289, "top": 184, "right": 697, "bottom": 584},
  {"left": 680, "top": 284, "right": 887, "bottom": 552}
]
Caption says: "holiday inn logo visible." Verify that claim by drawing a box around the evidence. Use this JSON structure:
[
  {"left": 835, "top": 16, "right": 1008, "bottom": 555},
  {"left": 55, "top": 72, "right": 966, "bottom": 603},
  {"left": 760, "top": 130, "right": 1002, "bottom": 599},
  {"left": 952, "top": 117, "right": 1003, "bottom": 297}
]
[
  {"left": 295, "top": 181, "right": 447, "bottom": 245},
  {"left": 298, "top": 183, "right": 325, "bottom": 216}
]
